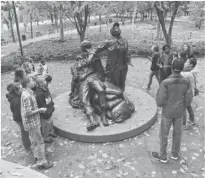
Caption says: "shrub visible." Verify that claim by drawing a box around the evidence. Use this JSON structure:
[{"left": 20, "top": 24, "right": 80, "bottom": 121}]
[{"left": 1, "top": 38, "right": 204, "bottom": 73}]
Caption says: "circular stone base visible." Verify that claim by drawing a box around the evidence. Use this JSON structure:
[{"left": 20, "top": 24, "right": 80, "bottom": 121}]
[{"left": 53, "top": 87, "right": 157, "bottom": 143}]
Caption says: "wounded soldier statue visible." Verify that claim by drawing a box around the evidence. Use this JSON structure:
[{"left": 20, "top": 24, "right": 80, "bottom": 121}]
[{"left": 69, "top": 40, "right": 135, "bottom": 131}]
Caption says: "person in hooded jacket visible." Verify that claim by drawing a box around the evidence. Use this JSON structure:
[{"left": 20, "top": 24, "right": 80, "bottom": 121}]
[
  {"left": 6, "top": 82, "right": 31, "bottom": 150},
  {"left": 35, "top": 76, "right": 56, "bottom": 143}
]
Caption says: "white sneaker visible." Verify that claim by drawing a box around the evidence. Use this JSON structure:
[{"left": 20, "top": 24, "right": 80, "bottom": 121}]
[{"left": 170, "top": 155, "right": 179, "bottom": 160}]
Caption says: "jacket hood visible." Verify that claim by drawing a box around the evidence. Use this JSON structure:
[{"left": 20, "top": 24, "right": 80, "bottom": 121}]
[{"left": 6, "top": 92, "right": 18, "bottom": 102}]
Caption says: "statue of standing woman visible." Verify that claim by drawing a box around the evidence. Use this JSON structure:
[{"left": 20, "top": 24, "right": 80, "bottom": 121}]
[{"left": 88, "top": 22, "right": 131, "bottom": 92}]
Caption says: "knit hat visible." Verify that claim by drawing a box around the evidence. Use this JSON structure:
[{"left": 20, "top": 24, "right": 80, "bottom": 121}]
[{"left": 172, "top": 58, "right": 184, "bottom": 72}]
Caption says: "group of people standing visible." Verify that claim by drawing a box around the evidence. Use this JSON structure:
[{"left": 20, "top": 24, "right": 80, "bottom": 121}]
[
  {"left": 5, "top": 21, "right": 200, "bottom": 169},
  {"left": 146, "top": 43, "right": 200, "bottom": 163},
  {"left": 6, "top": 59, "right": 56, "bottom": 169}
]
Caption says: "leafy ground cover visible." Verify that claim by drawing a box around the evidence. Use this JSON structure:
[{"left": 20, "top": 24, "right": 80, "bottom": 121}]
[{"left": 1, "top": 58, "right": 204, "bottom": 178}]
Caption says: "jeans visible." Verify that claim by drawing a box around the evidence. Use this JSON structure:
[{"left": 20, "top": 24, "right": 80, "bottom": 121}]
[
  {"left": 41, "top": 117, "right": 54, "bottom": 138},
  {"left": 147, "top": 70, "right": 159, "bottom": 89},
  {"left": 160, "top": 116, "right": 183, "bottom": 159},
  {"left": 28, "top": 125, "right": 46, "bottom": 165},
  {"left": 183, "top": 105, "right": 194, "bottom": 125},
  {"left": 16, "top": 121, "right": 31, "bottom": 150}
]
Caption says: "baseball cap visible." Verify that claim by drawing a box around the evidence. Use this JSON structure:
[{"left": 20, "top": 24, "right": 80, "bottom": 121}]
[{"left": 172, "top": 58, "right": 184, "bottom": 72}]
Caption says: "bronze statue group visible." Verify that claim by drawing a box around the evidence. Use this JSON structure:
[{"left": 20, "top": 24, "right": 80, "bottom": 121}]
[{"left": 5, "top": 22, "right": 200, "bottom": 170}]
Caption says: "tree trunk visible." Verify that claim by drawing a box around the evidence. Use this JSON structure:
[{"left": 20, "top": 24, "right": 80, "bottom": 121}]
[
  {"left": 122, "top": 14, "right": 125, "bottom": 25},
  {"left": 23, "top": 23, "right": 27, "bottom": 33},
  {"left": 99, "top": 14, "right": 102, "bottom": 32},
  {"left": 30, "top": 21, "right": 33, "bottom": 39},
  {"left": 132, "top": 6, "right": 137, "bottom": 32},
  {"left": 12, "top": 1, "right": 23, "bottom": 56},
  {"left": 54, "top": 10, "right": 58, "bottom": 32},
  {"left": 150, "top": 9, "right": 153, "bottom": 21},
  {"left": 79, "top": 33, "right": 85, "bottom": 42},
  {"left": 36, "top": 18, "right": 39, "bottom": 26},
  {"left": 88, "top": 12, "right": 90, "bottom": 23},
  {"left": 59, "top": 15, "right": 64, "bottom": 41},
  {"left": 50, "top": 13, "right": 54, "bottom": 25},
  {"left": 8, "top": 10, "right": 15, "bottom": 42},
  {"left": 156, "top": 22, "right": 160, "bottom": 39}
]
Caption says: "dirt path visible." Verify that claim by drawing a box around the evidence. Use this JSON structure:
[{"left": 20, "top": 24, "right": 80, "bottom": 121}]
[{"left": 1, "top": 58, "right": 204, "bottom": 178}]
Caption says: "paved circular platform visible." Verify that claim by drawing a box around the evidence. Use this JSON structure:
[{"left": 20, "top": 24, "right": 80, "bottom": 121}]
[
  {"left": 0, "top": 159, "right": 49, "bottom": 178},
  {"left": 53, "top": 87, "right": 157, "bottom": 143}
]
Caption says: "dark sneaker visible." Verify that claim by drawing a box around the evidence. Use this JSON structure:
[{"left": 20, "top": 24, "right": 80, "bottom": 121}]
[
  {"left": 189, "top": 121, "right": 196, "bottom": 126},
  {"left": 152, "top": 152, "right": 168, "bottom": 163},
  {"left": 170, "top": 155, "right": 179, "bottom": 160},
  {"left": 182, "top": 125, "right": 189, "bottom": 130},
  {"left": 44, "top": 137, "right": 53, "bottom": 143},
  {"left": 49, "top": 132, "right": 58, "bottom": 138},
  {"left": 39, "top": 161, "right": 53, "bottom": 170}
]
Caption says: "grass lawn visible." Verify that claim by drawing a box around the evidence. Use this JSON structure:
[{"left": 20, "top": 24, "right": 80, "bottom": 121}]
[{"left": 1, "top": 19, "right": 204, "bottom": 73}]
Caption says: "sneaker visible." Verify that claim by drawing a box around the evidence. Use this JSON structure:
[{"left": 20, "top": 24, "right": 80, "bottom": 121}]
[
  {"left": 189, "top": 121, "right": 196, "bottom": 126},
  {"left": 44, "top": 137, "right": 53, "bottom": 143},
  {"left": 49, "top": 132, "right": 58, "bottom": 138},
  {"left": 170, "top": 155, "right": 179, "bottom": 160},
  {"left": 182, "top": 125, "right": 189, "bottom": 130},
  {"left": 152, "top": 152, "right": 168, "bottom": 163},
  {"left": 39, "top": 161, "right": 53, "bottom": 170}
]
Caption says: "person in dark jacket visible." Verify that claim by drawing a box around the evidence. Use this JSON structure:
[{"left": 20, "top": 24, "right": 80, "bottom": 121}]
[
  {"left": 152, "top": 58, "right": 193, "bottom": 163},
  {"left": 35, "top": 76, "right": 56, "bottom": 143},
  {"left": 147, "top": 45, "right": 160, "bottom": 90},
  {"left": 6, "top": 82, "right": 31, "bottom": 150},
  {"left": 159, "top": 44, "right": 173, "bottom": 83}
]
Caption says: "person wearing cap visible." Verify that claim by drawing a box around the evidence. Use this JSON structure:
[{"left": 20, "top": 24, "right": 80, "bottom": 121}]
[
  {"left": 35, "top": 76, "right": 56, "bottom": 143},
  {"left": 87, "top": 22, "right": 131, "bottom": 92},
  {"left": 70, "top": 40, "right": 108, "bottom": 131},
  {"left": 158, "top": 44, "right": 174, "bottom": 83},
  {"left": 152, "top": 58, "right": 193, "bottom": 163}
]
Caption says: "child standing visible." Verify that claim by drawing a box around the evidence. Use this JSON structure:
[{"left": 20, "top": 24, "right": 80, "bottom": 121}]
[
  {"left": 152, "top": 58, "right": 193, "bottom": 163},
  {"left": 181, "top": 58, "right": 199, "bottom": 128},
  {"left": 6, "top": 82, "right": 31, "bottom": 150},
  {"left": 147, "top": 45, "right": 160, "bottom": 90},
  {"left": 37, "top": 60, "right": 48, "bottom": 76},
  {"left": 35, "top": 76, "right": 56, "bottom": 144},
  {"left": 21, "top": 76, "right": 53, "bottom": 169}
]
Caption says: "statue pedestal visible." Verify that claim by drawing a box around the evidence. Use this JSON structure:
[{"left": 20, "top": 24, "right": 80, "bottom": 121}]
[{"left": 53, "top": 87, "right": 157, "bottom": 143}]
